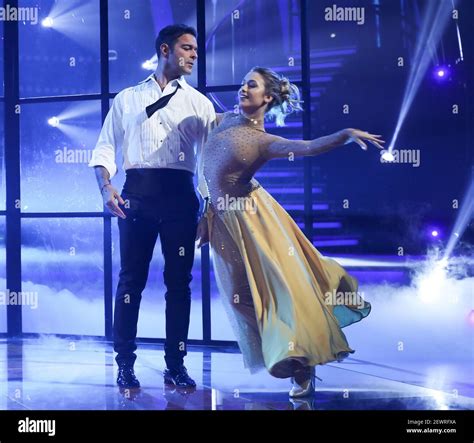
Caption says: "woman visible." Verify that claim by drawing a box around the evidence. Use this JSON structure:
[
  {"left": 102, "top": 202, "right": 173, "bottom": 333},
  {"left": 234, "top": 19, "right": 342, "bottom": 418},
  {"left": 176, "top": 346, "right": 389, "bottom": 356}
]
[{"left": 196, "top": 67, "right": 384, "bottom": 398}]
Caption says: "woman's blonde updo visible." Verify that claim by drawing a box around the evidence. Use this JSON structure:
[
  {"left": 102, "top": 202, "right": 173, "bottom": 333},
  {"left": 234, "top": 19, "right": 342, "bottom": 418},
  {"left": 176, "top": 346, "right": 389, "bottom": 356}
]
[{"left": 250, "top": 66, "right": 303, "bottom": 127}]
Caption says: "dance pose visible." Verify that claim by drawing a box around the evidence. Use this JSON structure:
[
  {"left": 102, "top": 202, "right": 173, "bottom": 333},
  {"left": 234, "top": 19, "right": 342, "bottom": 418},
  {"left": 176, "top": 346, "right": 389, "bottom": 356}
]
[
  {"left": 89, "top": 25, "right": 215, "bottom": 388},
  {"left": 196, "top": 67, "right": 383, "bottom": 397}
]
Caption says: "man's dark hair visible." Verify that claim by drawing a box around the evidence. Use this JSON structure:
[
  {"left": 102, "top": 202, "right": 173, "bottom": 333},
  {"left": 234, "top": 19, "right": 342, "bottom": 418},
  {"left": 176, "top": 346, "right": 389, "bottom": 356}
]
[{"left": 155, "top": 24, "right": 197, "bottom": 58}]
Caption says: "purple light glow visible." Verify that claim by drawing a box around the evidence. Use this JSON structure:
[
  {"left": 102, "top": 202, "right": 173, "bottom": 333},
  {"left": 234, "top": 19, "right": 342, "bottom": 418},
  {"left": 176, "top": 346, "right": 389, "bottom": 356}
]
[
  {"left": 433, "top": 65, "right": 451, "bottom": 82},
  {"left": 468, "top": 310, "right": 474, "bottom": 326}
]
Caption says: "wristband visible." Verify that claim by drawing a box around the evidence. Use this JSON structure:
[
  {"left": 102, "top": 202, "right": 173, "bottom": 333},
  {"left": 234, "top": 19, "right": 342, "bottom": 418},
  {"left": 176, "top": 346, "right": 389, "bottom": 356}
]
[{"left": 101, "top": 182, "right": 112, "bottom": 193}]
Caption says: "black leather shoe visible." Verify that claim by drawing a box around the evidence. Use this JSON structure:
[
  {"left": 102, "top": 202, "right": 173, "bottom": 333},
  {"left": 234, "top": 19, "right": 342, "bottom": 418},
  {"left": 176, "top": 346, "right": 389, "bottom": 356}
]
[
  {"left": 117, "top": 364, "right": 140, "bottom": 388},
  {"left": 163, "top": 365, "right": 196, "bottom": 387}
]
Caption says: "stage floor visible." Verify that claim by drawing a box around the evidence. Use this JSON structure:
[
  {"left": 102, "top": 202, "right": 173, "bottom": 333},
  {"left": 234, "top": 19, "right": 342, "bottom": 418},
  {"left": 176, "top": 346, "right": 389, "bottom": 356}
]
[{"left": 0, "top": 338, "right": 472, "bottom": 411}]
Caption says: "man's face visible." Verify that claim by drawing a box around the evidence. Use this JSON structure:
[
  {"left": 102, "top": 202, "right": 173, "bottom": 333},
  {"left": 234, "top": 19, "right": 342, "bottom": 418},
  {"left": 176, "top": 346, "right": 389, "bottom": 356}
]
[{"left": 162, "top": 33, "right": 198, "bottom": 76}]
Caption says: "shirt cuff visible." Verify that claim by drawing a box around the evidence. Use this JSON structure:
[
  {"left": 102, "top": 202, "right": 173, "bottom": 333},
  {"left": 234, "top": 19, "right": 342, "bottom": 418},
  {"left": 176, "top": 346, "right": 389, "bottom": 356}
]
[{"left": 88, "top": 156, "right": 117, "bottom": 180}]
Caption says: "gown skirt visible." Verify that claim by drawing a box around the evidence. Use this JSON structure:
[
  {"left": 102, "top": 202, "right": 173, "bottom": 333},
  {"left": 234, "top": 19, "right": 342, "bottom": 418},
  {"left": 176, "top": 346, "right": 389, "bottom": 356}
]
[{"left": 207, "top": 183, "right": 371, "bottom": 378}]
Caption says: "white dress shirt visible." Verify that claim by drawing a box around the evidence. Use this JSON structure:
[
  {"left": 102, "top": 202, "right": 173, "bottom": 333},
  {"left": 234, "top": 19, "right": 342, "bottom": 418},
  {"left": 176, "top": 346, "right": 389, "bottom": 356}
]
[{"left": 88, "top": 74, "right": 216, "bottom": 188}]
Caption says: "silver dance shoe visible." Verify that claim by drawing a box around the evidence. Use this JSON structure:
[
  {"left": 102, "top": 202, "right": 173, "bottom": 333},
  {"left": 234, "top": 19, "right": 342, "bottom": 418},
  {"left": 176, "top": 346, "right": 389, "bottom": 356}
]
[{"left": 289, "top": 366, "right": 322, "bottom": 398}]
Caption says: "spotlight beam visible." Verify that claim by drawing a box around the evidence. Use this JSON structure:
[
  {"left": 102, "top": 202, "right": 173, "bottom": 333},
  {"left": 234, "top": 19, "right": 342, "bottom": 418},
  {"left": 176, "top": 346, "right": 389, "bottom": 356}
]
[
  {"left": 42, "top": 1, "right": 100, "bottom": 51},
  {"left": 451, "top": 0, "right": 464, "bottom": 61},
  {"left": 57, "top": 101, "right": 101, "bottom": 121},
  {"left": 53, "top": 122, "right": 101, "bottom": 148},
  {"left": 388, "top": 0, "right": 457, "bottom": 152},
  {"left": 443, "top": 175, "right": 474, "bottom": 260}
]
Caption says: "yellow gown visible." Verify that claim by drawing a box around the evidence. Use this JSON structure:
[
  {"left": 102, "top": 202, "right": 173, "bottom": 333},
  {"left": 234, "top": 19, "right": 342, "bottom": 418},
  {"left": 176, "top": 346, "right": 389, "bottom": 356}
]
[{"left": 200, "top": 112, "right": 371, "bottom": 378}]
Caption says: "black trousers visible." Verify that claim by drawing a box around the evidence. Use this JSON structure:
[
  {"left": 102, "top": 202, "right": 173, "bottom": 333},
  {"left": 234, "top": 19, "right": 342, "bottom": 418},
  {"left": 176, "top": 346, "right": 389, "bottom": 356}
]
[{"left": 113, "top": 168, "right": 199, "bottom": 370}]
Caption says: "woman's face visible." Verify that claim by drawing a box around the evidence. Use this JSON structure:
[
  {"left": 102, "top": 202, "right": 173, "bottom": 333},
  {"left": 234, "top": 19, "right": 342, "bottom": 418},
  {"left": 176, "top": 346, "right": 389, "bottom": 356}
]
[{"left": 238, "top": 71, "right": 273, "bottom": 112}]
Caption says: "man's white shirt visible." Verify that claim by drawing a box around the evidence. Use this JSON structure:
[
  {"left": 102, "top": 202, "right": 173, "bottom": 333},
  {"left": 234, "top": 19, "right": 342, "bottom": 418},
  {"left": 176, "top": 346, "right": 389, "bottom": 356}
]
[{"left": 88, "top": 74, "right": 216, "bottom": 189}]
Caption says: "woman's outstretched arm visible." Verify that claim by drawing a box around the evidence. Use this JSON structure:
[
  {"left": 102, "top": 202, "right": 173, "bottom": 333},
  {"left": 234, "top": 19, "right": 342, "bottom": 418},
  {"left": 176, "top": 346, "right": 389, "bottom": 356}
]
[{"left": 263, "top": 128, "right": 385, "bottom": 159}]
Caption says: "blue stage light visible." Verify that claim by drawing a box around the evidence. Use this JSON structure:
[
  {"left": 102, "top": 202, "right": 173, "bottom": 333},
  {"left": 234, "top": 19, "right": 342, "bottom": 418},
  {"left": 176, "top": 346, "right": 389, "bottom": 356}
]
[
  {"left": 48, "top": 116, "right": 60, "bottom": 127},
  {"left": 381, "top": 151, "right": 394, "bottom": 162},
  {"left": 42, "top": 17, "right": 54, "bottom": 28},
  {"left": 434, "top": 65, "right": 451, "bottom": 81}
]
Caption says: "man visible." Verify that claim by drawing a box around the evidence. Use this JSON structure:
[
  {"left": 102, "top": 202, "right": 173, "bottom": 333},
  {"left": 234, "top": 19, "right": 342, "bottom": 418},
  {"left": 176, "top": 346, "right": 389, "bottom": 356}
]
[{"left": 89, "top": 24, "right": 216, "bottom": 388}]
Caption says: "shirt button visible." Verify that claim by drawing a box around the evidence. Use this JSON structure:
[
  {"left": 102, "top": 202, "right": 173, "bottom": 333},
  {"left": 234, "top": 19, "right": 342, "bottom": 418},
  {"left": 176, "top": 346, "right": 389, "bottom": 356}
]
[{"left": 160, "top": 140, "right": 163, "bottom": 143}]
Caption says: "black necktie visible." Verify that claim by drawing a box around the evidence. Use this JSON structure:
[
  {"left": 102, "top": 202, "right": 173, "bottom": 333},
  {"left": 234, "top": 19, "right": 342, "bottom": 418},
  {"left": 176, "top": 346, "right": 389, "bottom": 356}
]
[{"left": 146, "top": 83, "right": 181, "bottom": 118}]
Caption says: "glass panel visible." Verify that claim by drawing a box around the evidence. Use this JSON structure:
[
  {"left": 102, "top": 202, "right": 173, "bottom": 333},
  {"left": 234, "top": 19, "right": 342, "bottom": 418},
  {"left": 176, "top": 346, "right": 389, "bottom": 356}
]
[
  {"left": 0, "top": 218, "right": 6, "bottom": 332},
  {"left": 307, "top": 1, "right": 410, "bottom": 253},
  {"left": 109, "top": 0, "right": 197, "bottom": 93},
  {"left": 20, "top": 100, "right": 104, "bottom": 213},
  {"left": 0, "top": 21, "right": 4, "bottom": 97},
  {"left": 0, "top": 102, "right": 5, "bottom": 210},
  {"left": 0, "top": 18, "right": 4, "bottom": 329},
  {"left": 206, "top": 0, "right": 301, "bottom": 86},
  {"left": 112, "top": 218, "right": 203, "bottom": 340},
  {"left": 19, "top": 0, "right": 101, "bottom": 98},
  {"left": 21, "top": 218, "right": 104, "bottom": 335},
  {"left": 0, "top": 16, "right": 4, "bottom": 210}
]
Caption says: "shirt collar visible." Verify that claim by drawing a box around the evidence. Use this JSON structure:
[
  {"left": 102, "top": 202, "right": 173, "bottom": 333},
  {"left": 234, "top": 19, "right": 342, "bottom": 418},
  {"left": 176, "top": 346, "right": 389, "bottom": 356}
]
[{"left": 139, "top": 74, "right": 188, "bottom": 90}]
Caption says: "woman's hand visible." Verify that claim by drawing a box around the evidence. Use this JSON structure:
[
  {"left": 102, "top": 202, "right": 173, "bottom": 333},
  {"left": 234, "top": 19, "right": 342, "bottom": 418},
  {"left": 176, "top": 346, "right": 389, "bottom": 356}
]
[
  {"left": 196, "top": 216, "right": 209, "bottom": 248},
  {"left": 341, "top": 128, "right": 385, "bottom": 151}
]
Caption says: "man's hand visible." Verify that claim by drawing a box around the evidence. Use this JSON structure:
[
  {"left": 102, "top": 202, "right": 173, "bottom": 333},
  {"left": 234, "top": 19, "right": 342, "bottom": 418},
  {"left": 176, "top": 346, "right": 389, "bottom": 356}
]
[
  {"left": 102, "top": 184, "right": 127, "bottom": 219},
  {"left": 196, "top": 216, "right": 209, "bottom": 248}
]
